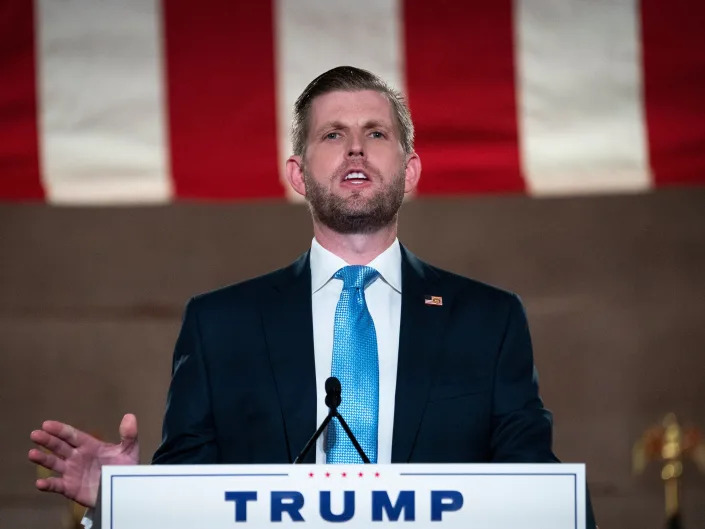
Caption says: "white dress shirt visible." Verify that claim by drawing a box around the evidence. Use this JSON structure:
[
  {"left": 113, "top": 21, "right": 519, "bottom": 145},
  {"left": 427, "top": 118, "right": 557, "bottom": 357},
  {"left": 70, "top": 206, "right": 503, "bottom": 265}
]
[{"left": 310, "top": 237, "right": 402, "bottom": 464}]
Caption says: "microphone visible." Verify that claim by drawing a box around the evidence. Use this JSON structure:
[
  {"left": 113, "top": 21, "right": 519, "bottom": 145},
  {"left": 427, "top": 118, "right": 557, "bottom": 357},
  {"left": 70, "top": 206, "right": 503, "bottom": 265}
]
[
  {"left": 293, "top": 377, "right": 340, "bottom": 464},
  {"left": 293, "top": 377, "right": 370, "bottom": 464},
  {"left": 324, "top": 376, "right": 341, "bottom": 409}
]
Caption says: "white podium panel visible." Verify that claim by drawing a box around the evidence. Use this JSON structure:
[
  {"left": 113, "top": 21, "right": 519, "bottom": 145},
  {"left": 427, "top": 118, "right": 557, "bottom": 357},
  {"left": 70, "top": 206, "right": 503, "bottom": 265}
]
[{"left": 102, "top": 463, "right": 586, "bottom": 529}]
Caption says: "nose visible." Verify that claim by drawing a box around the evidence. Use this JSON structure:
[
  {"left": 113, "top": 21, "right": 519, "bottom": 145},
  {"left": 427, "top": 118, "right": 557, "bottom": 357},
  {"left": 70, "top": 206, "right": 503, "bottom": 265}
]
[{"left": 347, "top": 132, "right": 365, "bottom": 158}]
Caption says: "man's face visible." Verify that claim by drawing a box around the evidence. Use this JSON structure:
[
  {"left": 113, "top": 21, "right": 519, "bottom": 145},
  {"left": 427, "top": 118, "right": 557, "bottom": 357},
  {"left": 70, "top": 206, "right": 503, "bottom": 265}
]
[{"left": 298, "top": 90, "right": 413, "bottom": 234}]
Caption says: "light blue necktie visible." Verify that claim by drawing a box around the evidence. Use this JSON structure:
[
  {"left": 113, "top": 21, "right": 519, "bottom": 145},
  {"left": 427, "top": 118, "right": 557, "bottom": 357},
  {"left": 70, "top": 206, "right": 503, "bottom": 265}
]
[{"left": 326, "top": 265, "right": 380, "bottom": 464}]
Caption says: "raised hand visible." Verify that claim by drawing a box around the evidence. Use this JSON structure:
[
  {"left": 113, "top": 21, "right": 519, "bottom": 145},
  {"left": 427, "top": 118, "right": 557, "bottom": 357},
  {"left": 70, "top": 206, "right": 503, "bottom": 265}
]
[{"left": 28, "top": 413, "right": 139, "bottom": 508}]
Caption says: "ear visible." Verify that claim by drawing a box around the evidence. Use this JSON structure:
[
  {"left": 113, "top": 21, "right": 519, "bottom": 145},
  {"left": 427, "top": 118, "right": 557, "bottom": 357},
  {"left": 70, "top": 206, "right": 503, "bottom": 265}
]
[
  {"left": 403, "top": 152, "right": 421, "bottom": 194},
  {"left": 285, "top": 155, "right": 306, "bottom": 198}
]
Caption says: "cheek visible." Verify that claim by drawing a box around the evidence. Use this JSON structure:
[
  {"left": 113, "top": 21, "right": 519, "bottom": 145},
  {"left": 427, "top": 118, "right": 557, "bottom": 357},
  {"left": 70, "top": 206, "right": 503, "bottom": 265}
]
[
  {"left": 307, "top": 147, "right": 344, "bottom": 176},
  {"left": 368, "top": 145, "right": 405, "bottom": 172}
]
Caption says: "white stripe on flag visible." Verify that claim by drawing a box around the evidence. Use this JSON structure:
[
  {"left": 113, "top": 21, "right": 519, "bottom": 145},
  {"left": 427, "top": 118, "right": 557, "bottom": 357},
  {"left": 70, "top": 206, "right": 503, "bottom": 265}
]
[
  {"left": 274, "top": 0, "right": 404, "bottom": 201},
  {"left": 515, "top": 0, "right": 651, "bottom": 195},
  {"left": 36, "top": 0, "right": 170, "bottom": 204}
]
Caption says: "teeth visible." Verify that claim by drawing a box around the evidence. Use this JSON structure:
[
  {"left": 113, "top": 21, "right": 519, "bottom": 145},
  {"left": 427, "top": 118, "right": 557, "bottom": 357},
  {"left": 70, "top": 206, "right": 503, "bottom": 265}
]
[{"left": 344, "top": 172, "right": 367, "bottom": 180}]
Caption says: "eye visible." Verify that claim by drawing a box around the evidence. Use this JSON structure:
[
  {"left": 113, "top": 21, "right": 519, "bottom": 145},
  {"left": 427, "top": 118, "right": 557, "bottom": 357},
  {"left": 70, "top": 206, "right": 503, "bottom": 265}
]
[
  {"left": 369, "top": 130, "right": 386, "bottom": 139},
  {"left": 325, "top": 132, "right": 340, "bottom": 140}
]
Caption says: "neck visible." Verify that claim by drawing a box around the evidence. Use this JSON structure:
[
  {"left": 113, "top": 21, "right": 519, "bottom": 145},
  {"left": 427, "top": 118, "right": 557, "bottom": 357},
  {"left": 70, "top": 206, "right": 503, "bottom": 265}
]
[{"left": 313, "top": 221, "right": 398, "bottom": 265}]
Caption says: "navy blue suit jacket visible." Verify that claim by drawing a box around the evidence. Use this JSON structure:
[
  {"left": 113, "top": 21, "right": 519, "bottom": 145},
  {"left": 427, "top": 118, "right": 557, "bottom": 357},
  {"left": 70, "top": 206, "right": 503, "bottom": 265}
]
[{"left": 151, "top": 246, "right": 595, "bottom": 525}]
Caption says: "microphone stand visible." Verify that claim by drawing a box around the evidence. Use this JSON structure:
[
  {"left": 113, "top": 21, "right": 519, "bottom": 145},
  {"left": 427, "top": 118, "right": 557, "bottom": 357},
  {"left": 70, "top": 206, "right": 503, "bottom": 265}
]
[
  {"left": 332, "top": 409, "right": 370, "bottom": 464},
  {"left": 294, "top": 378, "right": 370, "bottom": 464}
]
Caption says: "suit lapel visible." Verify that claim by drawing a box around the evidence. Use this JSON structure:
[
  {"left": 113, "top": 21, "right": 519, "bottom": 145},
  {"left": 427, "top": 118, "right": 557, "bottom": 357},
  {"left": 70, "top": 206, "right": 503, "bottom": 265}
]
[
  {"left": 392, "top": 246, "right": 451, "bottom": 462},
  {"left": 262, "top": 252, "right": 317, "bottom": 463}
]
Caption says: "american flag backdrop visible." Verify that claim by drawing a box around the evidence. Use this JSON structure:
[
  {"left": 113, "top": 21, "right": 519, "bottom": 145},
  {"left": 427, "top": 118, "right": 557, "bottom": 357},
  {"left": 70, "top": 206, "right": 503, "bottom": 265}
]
[{"left": 1, "top": 0, "right": 704, "bottom": 204}]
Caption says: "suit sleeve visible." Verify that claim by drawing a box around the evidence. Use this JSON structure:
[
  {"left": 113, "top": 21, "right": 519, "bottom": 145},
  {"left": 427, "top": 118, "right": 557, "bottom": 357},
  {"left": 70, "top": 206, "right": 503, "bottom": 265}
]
[
  {"left": 152, "top": 298, "right": 219, "bottom": 464},
  {"left": 489, "top": 293, "right": 557, "bottom": 463},
  {"left": 490, "top": 294, "right": 597, "bottom": 529}
]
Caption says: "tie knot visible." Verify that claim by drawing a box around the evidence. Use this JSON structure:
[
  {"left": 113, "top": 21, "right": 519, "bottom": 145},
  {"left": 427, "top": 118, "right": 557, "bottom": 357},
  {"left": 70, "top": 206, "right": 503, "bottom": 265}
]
[{"left": 334, "top": 265, "right": 379, "bottom": 290}]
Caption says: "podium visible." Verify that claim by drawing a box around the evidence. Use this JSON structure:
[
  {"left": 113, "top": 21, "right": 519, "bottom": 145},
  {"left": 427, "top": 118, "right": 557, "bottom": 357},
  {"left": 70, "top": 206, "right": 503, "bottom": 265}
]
[{"left": 102, "top": 463, "right": 586, "bottom": 528}]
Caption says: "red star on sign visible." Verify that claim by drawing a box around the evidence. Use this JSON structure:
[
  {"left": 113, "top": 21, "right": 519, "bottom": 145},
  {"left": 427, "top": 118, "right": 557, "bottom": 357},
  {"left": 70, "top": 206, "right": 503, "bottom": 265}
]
[
  {"left": 342, "top": 472, "right": 347, "bottom": 477},
  {"left": 375, "top": 472, "right": 380, "bottom": 477},
  {"left": 325, "top": 472, "right": 330, "bottom": 478},
  {"left": 358, "top": 472, "right": 364, "bottom": 477},
  {"left": 308, "top": 472, "right": 314, "bottom": 477}
]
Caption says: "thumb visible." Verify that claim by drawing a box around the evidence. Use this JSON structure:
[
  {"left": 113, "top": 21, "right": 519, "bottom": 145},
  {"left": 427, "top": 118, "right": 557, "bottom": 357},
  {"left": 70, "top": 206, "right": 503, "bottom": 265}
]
[{"left": 119, "top": 413, "right": 138, "bottom": 444}]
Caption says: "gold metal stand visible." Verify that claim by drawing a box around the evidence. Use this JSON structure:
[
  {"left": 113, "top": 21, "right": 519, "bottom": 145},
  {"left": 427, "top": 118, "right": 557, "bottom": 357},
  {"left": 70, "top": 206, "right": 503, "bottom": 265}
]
[{"left": 633, "top": 413, "right": 705, "bottom": 527}]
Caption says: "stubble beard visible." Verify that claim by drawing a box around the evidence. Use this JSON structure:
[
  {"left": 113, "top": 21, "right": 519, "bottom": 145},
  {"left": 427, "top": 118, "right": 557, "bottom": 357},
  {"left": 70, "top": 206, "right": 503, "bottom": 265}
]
[{"left": 304, "top": 163, "right": 406, "bottom": 235}]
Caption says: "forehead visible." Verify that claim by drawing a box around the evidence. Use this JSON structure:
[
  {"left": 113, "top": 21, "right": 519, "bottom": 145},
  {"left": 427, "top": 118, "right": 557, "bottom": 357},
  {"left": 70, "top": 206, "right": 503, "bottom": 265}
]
[{"left": 308, "top": 90, "right": 395, "bottom": 131}]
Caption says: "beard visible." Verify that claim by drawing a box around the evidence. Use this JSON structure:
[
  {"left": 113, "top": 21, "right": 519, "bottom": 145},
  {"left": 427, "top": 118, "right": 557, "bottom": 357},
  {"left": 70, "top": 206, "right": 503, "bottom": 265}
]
[{"left": 304, "top": 161, "right": 406, "bottom": 234}]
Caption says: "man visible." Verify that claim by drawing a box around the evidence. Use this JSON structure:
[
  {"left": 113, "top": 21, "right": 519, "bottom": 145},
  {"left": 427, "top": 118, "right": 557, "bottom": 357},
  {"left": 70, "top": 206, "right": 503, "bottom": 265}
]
[{"left": 29, "top": 66, "right": 596, "bottom": 526}]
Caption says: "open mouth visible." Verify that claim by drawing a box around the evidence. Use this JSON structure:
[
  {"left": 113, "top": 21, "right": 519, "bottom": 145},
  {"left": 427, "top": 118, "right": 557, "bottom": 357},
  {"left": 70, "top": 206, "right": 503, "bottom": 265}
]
[{"left": 342, "top": 171, "right": 370, "bottom": 184}]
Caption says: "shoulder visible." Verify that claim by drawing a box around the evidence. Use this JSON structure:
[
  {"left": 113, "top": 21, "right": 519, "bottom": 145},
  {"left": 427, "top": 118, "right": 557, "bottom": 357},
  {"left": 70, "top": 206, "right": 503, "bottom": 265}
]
[
  {"left": 402, "top": 246, "right": 519, "bottom": 303},
  {"left": 184, "top": 251, "right": 309, "bottom": 316},
  {"left": 401, "top": 245, "right": 524, "bottom": 314}
]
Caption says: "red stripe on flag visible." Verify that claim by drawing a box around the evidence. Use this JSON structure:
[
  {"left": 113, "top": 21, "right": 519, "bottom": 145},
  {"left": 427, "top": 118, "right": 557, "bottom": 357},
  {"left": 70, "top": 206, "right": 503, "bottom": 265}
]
[
  {"left": 403, "top": 1, "right": 524, "bottom": 195},
  {"left": 163, "top": 1, "right": 283, "bottom": 199},
  {"left": 0, "top": 1, "right": 43, "bottom": 200},
  {"left": 641, "top": 1, "right": 705, "bottom": 186}
]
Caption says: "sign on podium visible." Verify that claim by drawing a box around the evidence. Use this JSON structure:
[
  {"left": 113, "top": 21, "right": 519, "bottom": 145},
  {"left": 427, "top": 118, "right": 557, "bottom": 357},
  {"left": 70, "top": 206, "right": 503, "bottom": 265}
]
[{"left": 102, "top": 463, "right": 586, "bottom": 528}]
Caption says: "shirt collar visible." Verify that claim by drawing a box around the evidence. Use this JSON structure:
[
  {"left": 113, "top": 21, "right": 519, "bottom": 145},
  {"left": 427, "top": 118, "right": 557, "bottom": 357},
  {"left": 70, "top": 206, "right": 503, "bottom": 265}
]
[{"left": 310, "top": 237, "right": 402, "bottom": 294}]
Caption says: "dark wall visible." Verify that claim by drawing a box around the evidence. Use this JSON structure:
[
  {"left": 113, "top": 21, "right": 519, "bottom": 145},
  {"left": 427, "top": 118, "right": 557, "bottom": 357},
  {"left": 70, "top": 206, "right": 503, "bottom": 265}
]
[{"left": 2, "top": 188, "right": 704, "bottom": 528}]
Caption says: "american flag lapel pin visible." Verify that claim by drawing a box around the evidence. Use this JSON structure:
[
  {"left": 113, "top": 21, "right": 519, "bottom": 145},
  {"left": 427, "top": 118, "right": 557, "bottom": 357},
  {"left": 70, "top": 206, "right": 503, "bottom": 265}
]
[{"left": 424, "top": 295, "right": 443, "bottom": 306}]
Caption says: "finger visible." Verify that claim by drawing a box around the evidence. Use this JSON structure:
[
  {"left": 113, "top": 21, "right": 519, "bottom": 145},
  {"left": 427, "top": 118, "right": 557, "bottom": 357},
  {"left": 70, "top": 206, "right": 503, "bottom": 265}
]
[
  {"left": 41, "top": 420, "right": 90, "bottom": 448},
  {"left": 28, "top": 448, "right": 67, "bottom": 475},
  {"left": 29, "top": 430, "right": 74, "bottom": 459},
  {"left": 35, "top": 476, "right": 65, "bottom": 495},
  {"left": 119, "top": 413, "right": 138, "bottom": 444}
]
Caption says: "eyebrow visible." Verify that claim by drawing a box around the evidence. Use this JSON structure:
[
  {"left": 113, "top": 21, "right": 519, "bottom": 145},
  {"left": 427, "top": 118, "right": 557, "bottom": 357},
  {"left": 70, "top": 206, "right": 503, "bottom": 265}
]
[{"left": 314, "top": 119, "right": 393, "bottom": 135}]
